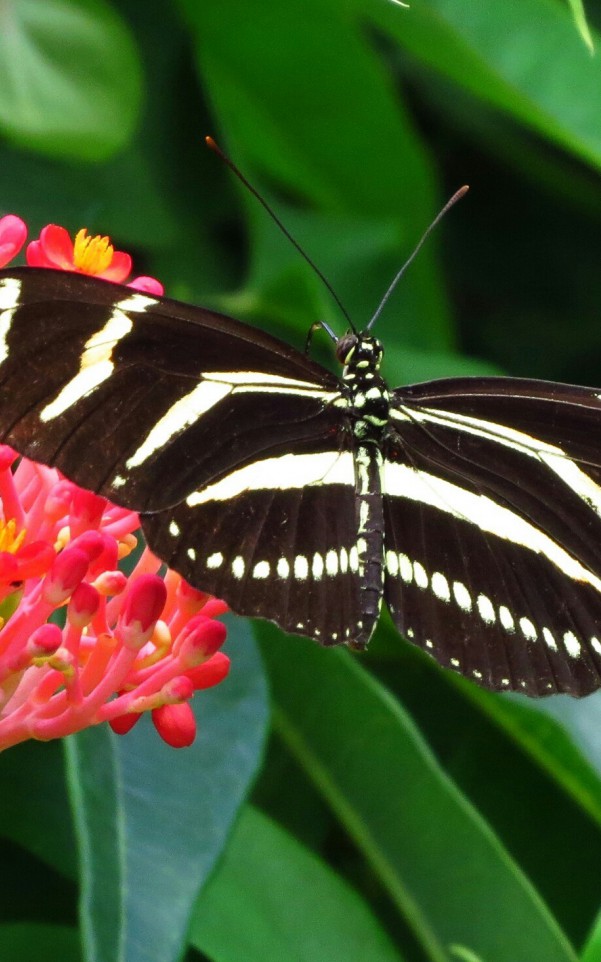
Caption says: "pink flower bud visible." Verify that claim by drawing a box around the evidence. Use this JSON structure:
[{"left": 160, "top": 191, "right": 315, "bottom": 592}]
[
  {"left": 42, "top": 547, "right": 89, "bottom": 605},
  {"left": 201, "top": 598, "right": 229, "bottom": 618},
  {"left": 109, "top": 712, "right": 141, "bottom": 736},
  {"left": 68, "top": 582, "right": 100, "bottom": 628},
  {"left": 94, "top": 570, "right": 127, "bottom": 596},
  {"left": 27, "top": 623, "right": 62, "bottom": 657},
  {"left": 69, "top": 488, "right": 107, "bottom": 536},
  {"left": 70, "top": 531, "right": 105, "bottom": 565},
  {"left": 161, "top": 675, "right": 195, "bottom": 703},
  {"left": 117, "top": 574, "right": 167, "bottom": 650},
  {"left": 176, "top": 579, "right": 211, "bottom": 615},
  {"left": 84, "top": 533, "right": 119, "bottom": 577},
  {"left": 178, "top": 617, "right": 227, "bottom": 666},
  {"left": 152, "top": 702, "right": 196, "bottom": 748},
  {"left": 187, "top": 652, "right": 230, "bottom": 690},
  {"left": 44, "top": 481, "right": 77, "bottom": 522}
]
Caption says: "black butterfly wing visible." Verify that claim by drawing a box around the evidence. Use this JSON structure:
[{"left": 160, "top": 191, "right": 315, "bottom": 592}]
[
  {"left": 0, "top": 268, "right": 340, "bottom": 511},
  {"left": 384, "top": 377, "right": 601, "bottom": 696},
  {"left": 141, "top": 436, "right": 364, "bottom": 644},
  {"left": 0, "top": 267, "right": 366, "bottom": 643}
]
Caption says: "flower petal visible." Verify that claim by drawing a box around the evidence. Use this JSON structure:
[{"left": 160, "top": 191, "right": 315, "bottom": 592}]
[
  {"left": 0, "top": 215, "right": 27, "bottom": 267},
  {"left": 128, "top": 275, "right": 164, "bottom": 295},
  {"left": 100, "top": 250, "right": 131, "bottom": 282},
  {"left": 29, "top": 225, "right": 75, "bottom": 269}
]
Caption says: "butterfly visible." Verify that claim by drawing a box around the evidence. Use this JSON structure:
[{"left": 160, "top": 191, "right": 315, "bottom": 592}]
[{"left": 1, "top": 259, "right": 601, "bottom": 697}]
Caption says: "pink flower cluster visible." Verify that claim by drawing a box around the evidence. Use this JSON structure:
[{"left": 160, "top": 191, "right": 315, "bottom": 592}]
[{"left": 0, "top": 214, "right": 230, "bottom": 750}]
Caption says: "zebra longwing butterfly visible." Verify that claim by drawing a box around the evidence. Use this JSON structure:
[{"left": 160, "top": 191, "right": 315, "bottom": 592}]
[{"left": 1, "top": 265, "right": 601, "bottom": 697}]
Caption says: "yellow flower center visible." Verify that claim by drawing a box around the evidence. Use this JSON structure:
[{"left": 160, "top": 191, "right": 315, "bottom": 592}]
[
  {"left": 0, "top": 519, "right": 25, "bottom": 554},
  {"left": 72, "top": 228, "right": 114, "bottom": 275}
]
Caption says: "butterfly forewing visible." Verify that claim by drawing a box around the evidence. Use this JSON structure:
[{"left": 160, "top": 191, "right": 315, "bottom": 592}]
[{"left": 0, "top": 269, "right": 338, "bottom": 511}]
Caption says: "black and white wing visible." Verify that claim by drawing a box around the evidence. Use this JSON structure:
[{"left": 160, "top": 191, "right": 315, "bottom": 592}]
[
  {"left": 0, "top": 268, "right": 360, "bottom": 643},
  {"left": 384, "top": 377, "right": 601, "bottom": 696}
]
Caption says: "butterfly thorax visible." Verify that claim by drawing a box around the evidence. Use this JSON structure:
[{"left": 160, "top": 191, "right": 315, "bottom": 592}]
[{"left": 336, "top": 332, "right": 390, "bottom": 443}]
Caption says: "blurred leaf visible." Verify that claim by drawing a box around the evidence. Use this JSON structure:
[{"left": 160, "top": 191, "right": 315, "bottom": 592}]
[
  {"left": 191, "top": 804, "right": 406, "bottom": 962},
  {"left": 260, "top": 629, "right": 577, "bottom": 962},
  {"left": 0, "top": 741, "right": 76, "bottom": 878},
  {"left": 65, "top": 621, "right": 268, "bottom": 962},
  {"left": 459, "top": 688, "right": 601, "bottom": 829},
  {"left": 179, "top": 0, "right": 455, "bottom": 352},
  {"left": 366, "top": 624, "right": 601, "bottom": 944},
  {"left": 582, "top": 909, "right": 601, "bottom": 962},
  {"left": 535, "top": 693, "right": 601, "bottom": 786},
  {"left": 0, "top": 923, "right": 80, "bottom": 961},
  {"left": 372, "top": 0, "right": 601, "bottom": 170},
  {"left": 565, "top": 0, "right": 594, "bottom": 53},
  {"left": 0, "top": 143, "right": 179, "bottom": 249},
  {"left": 0, "top": 0, "right": 142, "bottom": 162}
]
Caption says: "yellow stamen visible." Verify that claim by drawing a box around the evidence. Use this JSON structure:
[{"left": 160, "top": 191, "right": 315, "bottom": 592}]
[
  {"left": 118, "top": 533, "right": 138, "bottom": 560},
  {"left": 0, "top": 519, "right": 26, "bottom": 554},
  {"left": 73, "top": 228, "right": 115, "bottom": 275},
  {"left": 55, "top": 526, "right": 70, "bottom": 552}
]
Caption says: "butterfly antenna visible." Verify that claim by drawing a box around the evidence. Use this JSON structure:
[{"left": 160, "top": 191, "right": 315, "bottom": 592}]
[
  {"left": 366, "top": 185, "right": 469, "bottom": 331},
  {"left": 206, "top": 136, "right": 356, "bottom": 333}
]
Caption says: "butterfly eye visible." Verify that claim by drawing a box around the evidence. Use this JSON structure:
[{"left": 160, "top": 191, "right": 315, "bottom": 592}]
[{"left": 335, "top": 333, "right": 358, "bottom": 365}]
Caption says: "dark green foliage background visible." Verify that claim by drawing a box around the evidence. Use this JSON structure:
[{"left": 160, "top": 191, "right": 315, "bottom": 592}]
[{"left": 0, "top": 1, "right": 601, "bottom": 960}]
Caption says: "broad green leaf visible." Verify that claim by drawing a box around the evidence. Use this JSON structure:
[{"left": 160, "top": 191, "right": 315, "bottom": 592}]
[
  {"left": 458, "top": 687, "right": 601, "bottom": 830},
  {"left": 260, "top": 630, "right": 577, "bottom": 962},
  {"left": 178, "top": 0, "right": 454, "bottom": 352},
  {"left": 0, "top": 0, "right": 142, "bottom": 161},
  {"left": 65, "top": 622, "right": 268, "bottom": 962},
  {"left": 191, "top": 804, "right": 406, "bottom": 962},
  {"left": 370, "top": 0, "right": 601, "bottom": 171},
  {"left": 0, "top": 923, "right": 80, "bottom": 961},
  {"left": 366, "top": 633, "right": 601, "bottom": 940}
]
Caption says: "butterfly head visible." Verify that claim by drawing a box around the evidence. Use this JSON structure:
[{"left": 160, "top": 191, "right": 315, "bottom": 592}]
[{"left": 336, "top": 333, "right": 383, "bottom": 373}]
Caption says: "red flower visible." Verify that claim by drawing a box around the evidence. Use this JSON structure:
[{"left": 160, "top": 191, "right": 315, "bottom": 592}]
[
  {"left": 0, "top": 215, "right": 27, "bottom": 268},
  {"left": 26, "top": 225, "right": 164, "bottom": 295},
  {"left": 0, "top": 451, "right": 229, "bottom": 751}
]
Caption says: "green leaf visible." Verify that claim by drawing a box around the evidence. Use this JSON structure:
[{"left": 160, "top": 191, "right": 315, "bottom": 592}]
[
  {"left": 0, "top": 923, "right": 80, "bottom": 961},
  {"left": 582, "top": 907, "right": 601, "bottom": 962},
  {"left": 371, "top": 0, "right": 601, "bottom": 170},
  {"left": 0, "top": 0, "right": 142, "bottom": 161},
  {"left": 191, "top": 804, "right": 406, "bottom": 962},
  {"left": 259, "top": 630, "right": 577, "bottom": 962},
  {"left": 178, "top": 0, "right": 455, "bottom": 352},
  {"left": 565, "top": 0, "right": 594, "bottom": 53},
  {"left": 65, "top": 621, "right": 268, "bottom": 962}
]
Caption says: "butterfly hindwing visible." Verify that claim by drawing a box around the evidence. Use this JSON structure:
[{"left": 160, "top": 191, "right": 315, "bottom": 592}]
[
  {"left": 141, "top": 437, "right": 365, "bottom": 644},
  {"left": 383, "top": 380, "right": 601, "bottom": 695}
]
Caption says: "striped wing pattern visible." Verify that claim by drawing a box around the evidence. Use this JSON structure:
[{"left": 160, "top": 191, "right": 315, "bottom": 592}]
[
  {"left": 385, "top": 379, "right": 601, "bottom": 696},
  {"left": 4, "top": 268, "right": 601, "bottom": 695},
  {"left": 0, "top": 269, "right": 367, "bottom": 646}
]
